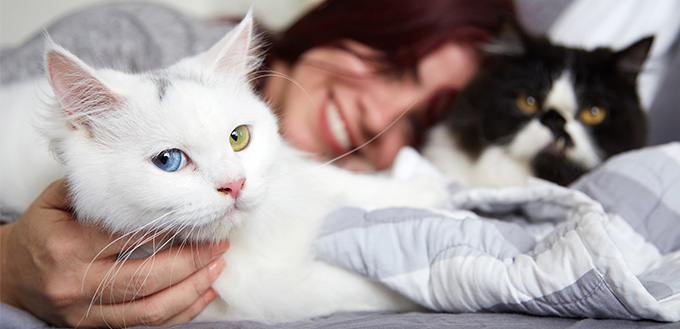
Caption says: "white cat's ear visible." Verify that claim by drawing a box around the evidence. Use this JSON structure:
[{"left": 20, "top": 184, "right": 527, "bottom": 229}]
[
  {"left": 45, "top": 40, "right": 121, "bottom": 130},
  {"left": 199, "top": 10, "right": 260, "bottom": 78}
]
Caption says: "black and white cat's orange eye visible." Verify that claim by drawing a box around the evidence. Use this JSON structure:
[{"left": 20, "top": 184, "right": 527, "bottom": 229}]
[
  {"left": 579, "top": 106, "right": 607, "bottom": 126},
  {"left": 230, "top": 125, "right": 250, "bottom": 151},
  {"left": 516, "top": 93, "right": 538, "bottom": 115}
]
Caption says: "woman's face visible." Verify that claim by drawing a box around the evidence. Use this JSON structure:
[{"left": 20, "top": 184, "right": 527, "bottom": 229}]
[{"left": 264, "top": 40, "right": 480, "bottom": 171}]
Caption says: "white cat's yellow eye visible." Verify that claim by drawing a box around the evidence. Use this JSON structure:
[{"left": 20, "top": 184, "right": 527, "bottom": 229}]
[
  {"left": 516, "top": 93, "right": 538, "bottom": 115},
  {"left": 580, "top": 106, "right": 607, "bottom": 126},
  {"left": 230, "top": 125, "right": 250, "bottom": 151}
]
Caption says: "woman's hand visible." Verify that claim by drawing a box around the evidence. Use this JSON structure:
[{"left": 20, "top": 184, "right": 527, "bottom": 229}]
[{"left": 0, "top": 180, "right": 229, "bottom": 327}]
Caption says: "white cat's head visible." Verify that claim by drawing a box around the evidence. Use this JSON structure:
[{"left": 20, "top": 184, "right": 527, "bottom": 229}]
[{"left": 42, "top": 12, "right": 281, "bottom": 242}]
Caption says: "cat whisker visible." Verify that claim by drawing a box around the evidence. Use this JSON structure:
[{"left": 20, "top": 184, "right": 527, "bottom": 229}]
[
  {"left": 249, "top": 70, "right": 316, "bottom": 114},
  {"left": 119, "top": 228, "right": 172, "bottom": 301},
  {"left": 85, "top": 226, "right": 183, "bottom": 326},
  {"left": 83, "top": 230, "right": 147, "bottom": 298},
  {"left": 82, "top": 230, "right": 156, "bottom": 325},
  {"left": 250, "top": 68, "right": 421, "bottom": 179},
  {"left": 84, "top": 208, "right": 188, "bottom": 317},
  {"left": 119, "top": 219, "right": 193, "bottom": 301},
  {"left": 262, "top": 100, "right": 420, "bottom": 184},
  {"left": 88, "top": 229, "right": 163, "bottom": 310},
  {"left": 323, "top": 100, "right": 419, "bottom": 168},
  {"left": 83, "top": 213, "right": 174, "bottom": 294},
  {"left": 83, "top": 211, "right": 181, "bottom": 268},
  {"left": 123, "top": 211, "right": 207, "bottom": 298},
  {"left": 166, "top": 222, "right": 202, "bottom": 286}
]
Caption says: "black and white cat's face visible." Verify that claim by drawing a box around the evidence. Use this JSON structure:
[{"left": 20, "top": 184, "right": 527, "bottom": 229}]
[
  {"left": 42, "top": 13, "right": 281, "bottom": 242},
  {"left": 431, "top": 23, "right": 651, "bottom": 186}
]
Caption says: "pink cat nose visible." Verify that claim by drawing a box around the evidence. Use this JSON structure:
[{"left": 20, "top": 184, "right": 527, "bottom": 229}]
[{"left": 218, "top": 178, "right": 246, "bottom": 199}]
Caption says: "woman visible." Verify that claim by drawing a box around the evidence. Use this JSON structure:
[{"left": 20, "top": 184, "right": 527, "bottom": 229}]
[
  {"left": 0, "top": 0, "right": 513, "bottom": 327},
  {"left": 263, "top": 0, "right": 512, "bottom": 171}
]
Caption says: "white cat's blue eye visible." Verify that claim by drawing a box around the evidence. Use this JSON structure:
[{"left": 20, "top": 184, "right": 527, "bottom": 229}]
[{"left": 152, "top": 148, "right": 186, "bottom": 172}]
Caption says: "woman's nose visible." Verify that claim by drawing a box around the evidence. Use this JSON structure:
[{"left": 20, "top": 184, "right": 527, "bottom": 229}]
[{"left": 361, "top": 85, "right": 420, "bottom": 135}]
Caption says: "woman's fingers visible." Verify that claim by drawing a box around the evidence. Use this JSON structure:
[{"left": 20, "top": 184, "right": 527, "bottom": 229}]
[
  {"left": 160, "top": 288, "right": 219, "bottom": 326},
  {"left": 86, "top": 241, "right": 229, "bottom": 303},
  {"left": 73, "top": 258, "right": 225, "bottom": 327}
]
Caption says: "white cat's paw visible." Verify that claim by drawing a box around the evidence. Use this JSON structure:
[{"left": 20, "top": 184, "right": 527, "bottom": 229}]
[
  {"left": 401, "top": 176, "right": 450, "bottom": 208},
  {"left": 369, "top": 176, "right": 450, "bottom": 209}
]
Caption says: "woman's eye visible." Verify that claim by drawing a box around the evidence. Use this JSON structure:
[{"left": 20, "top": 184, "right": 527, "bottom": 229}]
[
  {"left": 230, "top": 125, "right": 250, "bottom": 152},
  {"left": 389, "top": 66, "right": 420, "bottom": 84},
  {"left": 152, "top": 148, "right": 187, "bottom": 172},
  {"left": 516, "top": 93, "right": 538, "bottom": 115},
  {"left": 579, "top": 106, "right": 607, "bottom": 126}
]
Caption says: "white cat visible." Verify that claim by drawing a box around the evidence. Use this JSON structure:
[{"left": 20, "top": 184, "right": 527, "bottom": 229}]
[{"left": 0, "top": 13, "right": 443, "bottom": 323}]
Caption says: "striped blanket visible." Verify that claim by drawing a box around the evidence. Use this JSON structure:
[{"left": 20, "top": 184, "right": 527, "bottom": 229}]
[{"left": 315, "top": 143, "right": 680, "bottom": 322}]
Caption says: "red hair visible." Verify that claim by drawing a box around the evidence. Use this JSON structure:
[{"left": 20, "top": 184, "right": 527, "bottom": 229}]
[{"left": 269, "top": 0, "right": 515, "bottom": 72}]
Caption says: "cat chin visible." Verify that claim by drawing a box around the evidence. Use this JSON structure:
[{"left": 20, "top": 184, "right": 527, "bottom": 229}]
[
  {"left": 148, "top": 207, "right": 250, "bottom": 243},
  {"left": 508, "top": 140, "right": 598, "bottom": 187},
  {"left": 424, "top": 124, "right": 597, "bottom": 188},
  {"left": 179, "top": 220, "right": 239, "bottom": 242},
  {"left": 71, "top": 195, "right": 253, "bottom": 243},
  {"left": 492, "top": 120, "right": 602, "bottom": 186},
  {"left": 531, "top": 150, "right": 589, "bottom": 186}
]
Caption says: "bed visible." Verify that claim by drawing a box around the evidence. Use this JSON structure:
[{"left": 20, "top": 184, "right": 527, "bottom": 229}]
[{"left": 1, "top": 1, "right": 679, "bottom": 328}]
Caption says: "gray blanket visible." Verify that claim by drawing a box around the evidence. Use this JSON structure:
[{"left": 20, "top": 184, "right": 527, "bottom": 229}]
[
  {"left": 0, "top": 2, "right": 231, "bottom": 85},
  {"left": 315, "top": 144, "right": 680, "bottom": 322}
]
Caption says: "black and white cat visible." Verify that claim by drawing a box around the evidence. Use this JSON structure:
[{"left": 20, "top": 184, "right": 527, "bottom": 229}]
[
  {"left": 423, "top": 22, "right": 652, "bottom": 187},
  {"left": 0, "top": 14, "right": 444, "bottom": 323}
]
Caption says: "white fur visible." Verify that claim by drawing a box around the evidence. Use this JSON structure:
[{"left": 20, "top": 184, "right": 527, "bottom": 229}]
[
  {"left": 1, "top": 78, "right": 64, "bottom": 211},
  {"left": 423, "top": 125, "right": 535, "bottom": 188},
  {"left": 0, "top": 13, "right": 447, "bottom": 323},
  {"left": 423, "top": 69, "right": 603, "bottom": 188}
]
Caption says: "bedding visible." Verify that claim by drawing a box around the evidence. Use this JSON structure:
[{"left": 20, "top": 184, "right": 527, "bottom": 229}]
[
  {"left": 1, "top": 305, "right": 675, "bottom": 329},
  {"left": 315, "top": 143, "right": 680, "bottom": 322}
]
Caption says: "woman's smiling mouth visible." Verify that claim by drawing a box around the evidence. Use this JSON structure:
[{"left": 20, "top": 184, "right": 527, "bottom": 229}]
[
  {"left": 327, "top": 100, "right": 351, "bottom": 149},
  {"left": 320, "top": 96, "right": 353, "bottom": 154}
]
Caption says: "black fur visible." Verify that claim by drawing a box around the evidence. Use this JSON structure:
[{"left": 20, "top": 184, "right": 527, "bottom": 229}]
[{"left": 439, "top": 22, "right": 652, "bottom": 186}]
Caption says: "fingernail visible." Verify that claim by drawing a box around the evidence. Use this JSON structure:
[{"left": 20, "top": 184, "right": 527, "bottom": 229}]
[
  {"left": 208, "top": 258, "right": 226, "bottom": 278},
  {"left": 204, "top": 288, "right": 218, "bottom": 303}
]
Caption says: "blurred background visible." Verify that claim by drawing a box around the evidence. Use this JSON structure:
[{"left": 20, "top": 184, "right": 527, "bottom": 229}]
[{"left": 0, "top": 0, "right": 320, "bottom": 47}]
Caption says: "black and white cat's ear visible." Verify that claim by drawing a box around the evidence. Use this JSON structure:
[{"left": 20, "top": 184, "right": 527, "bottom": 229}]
[
  {"left": 483, "top": 19, "right": 528, "bottom": 56},
  {"left": 614, "top": 36, "right": 654, "bottom": 83},
  {"left": 45, "top": 39, "right": 121, "bottom": 130},
  {"left": 199, "top": 9, "right": 260, "bottom": 78}
]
